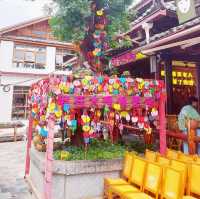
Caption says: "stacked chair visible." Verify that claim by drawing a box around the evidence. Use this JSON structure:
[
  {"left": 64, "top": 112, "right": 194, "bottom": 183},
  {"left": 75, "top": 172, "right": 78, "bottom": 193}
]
[{"left": 104, "top": 148, "right": 200, "bottom": 199}]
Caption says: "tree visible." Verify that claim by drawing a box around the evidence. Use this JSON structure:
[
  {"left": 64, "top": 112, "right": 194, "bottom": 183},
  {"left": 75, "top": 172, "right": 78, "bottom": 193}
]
[{"left": 49, "top": 0, "right": 135, "bottom": 48}]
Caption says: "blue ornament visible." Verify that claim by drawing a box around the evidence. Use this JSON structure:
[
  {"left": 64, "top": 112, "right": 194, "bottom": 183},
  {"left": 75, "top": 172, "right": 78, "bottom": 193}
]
[
  {"left": 31, "top": 112, "right": 36, "bottom": 117},
  {"left": 98, "top": 77, "right": 104, "bottom": 84},
  {"left": 71, "top": 120, "right": 77, "bottom": 127},
  {"left": 40, "top": 128, "right": 48, "bottom": 137},
  {"left": 63, "top": 104, "right": 70, "bottom": 112},
  {"left": 119, "top": 78, "right": 126, "bottom": 84}
]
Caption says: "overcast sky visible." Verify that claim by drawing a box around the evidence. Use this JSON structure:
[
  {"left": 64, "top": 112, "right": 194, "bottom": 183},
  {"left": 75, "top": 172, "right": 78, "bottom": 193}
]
[
  {"left": 0, "top": 0, "right": 52, "bottom": 29},
  {"left": 0, "top": 0, "right": 141, "bottom": 29}
]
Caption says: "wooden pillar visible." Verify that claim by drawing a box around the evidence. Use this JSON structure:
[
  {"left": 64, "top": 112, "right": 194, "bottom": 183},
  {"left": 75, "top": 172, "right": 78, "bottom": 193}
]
[
  {"left": 44, "top": 116, "right": 55, "bottom": 199},
  {"left": 159, "top": 93, "right": 167, "bottom": 155},
  {"left": 25, "top": 115, "right": 33, "bottom": 177},
  {"left": 164, "top": 56, "right": 173, "bottom": 114},
  {"left": 196, "top": 64, "right": 200, "bottom": 112}
]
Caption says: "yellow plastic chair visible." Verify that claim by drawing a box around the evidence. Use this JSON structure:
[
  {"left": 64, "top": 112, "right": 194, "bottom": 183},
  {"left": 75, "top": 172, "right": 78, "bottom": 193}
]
[
  {"left": 121, "top": 162, "right": 162, "bottom": 199},
  {"left": 161, "top": 167, "right": 184, "bottom": 199},
  {"left": 157, "top": 155, "right": 171, "bottom": 166},
  {"left": 145, "top": 149, "right": 158, "bottom": 162},
  {"left": 108, "top": 157, "right": 147, "bottom": 199},
  {"left": 185, "top": 163, "right": 200, "bottom": 197},
  {"left": 166, "top": 148, "right": 180, "bottom": 160},
  {"left": 170, "top": 159, "right": 188, "bottom": 195},
  {"left": 193, "top": 155, "right": 200, "bottom": 164},
  {"left": 179, "top": 153, "right": 194, "bottom": 163},
  {"left": 104, "top": 151, "right": 134, "bottom": 197}
]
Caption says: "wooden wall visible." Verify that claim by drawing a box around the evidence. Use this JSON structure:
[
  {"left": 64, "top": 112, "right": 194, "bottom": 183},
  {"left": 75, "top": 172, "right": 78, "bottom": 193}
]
[{"left": 3, "top": 20, "right": 56, "bottom": 41}]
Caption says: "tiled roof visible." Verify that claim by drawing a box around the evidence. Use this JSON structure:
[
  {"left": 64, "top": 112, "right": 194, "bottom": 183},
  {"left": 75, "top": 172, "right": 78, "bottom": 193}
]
[
  {"left": 131, "top": 1, "right": 176, "bottom": 27},
  {"left": 147, "top": 17, "right": 200, "bottom": 43},
  {"left": 131, "top": 4, "right": 156, "bottom": 26}
]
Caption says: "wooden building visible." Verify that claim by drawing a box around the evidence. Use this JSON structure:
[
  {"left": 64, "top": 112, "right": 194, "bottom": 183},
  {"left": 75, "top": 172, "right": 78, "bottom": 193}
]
[
  {"left": 0, "top": 17, "right": 77, "bottom": 122},
  {"left": 110, "top": 0, "right": 200, "bottom": 114}
]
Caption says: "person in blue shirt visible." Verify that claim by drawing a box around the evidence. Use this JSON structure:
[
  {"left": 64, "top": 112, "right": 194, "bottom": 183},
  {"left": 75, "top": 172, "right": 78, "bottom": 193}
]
[{"left": 178, "top": 96, "right": 200, "bottom": 154}]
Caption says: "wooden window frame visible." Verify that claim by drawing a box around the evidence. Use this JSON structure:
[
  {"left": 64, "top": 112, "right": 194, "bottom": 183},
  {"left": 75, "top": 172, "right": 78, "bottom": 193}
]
[
  {"left": 13, "top": 44, "right": 46, "bottom": 69},
  {"left": 12, "top": 86, "right": 30, "bottom": 120},
  {"left": 55, "top": 48, "right": 74, "bottom": 71}
]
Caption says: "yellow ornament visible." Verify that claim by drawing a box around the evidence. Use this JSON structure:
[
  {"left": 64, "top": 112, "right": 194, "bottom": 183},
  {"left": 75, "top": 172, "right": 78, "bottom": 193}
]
[
  {"left": 127, "top": 89, "right": 133, "bottom": 95},
  {"left": 120, "top": 111, "right": 128, "bottom": 118},
  {"left": 113, "top": 103, "right": 121, "bottom": 111},
  {"left": 98, "top": 85, "right": 103, "bottom": 92},
  {"left": 63, "top": 85, "right": 69, "bottom": 93},
  {"left": 55, "top": 110, "right": 62, "bottom": 118},
  {"left": 96, "top": 9, "right": 104, "bottom": 16},
  {"left": 49, "top": 103, "right": 56, "bottom": 112},
  {"left": 81, "top": 115, "right": 91, "bottom": 123},
  {"left": 108, "top": 85, "right": 113, "bottom": 93},
  {"left": 82, "top": 79, "right": 88, "bottom": 86},
  {"left": 41, "top": 115, "right": 46, "bottom": 121},
  {"left": 113, "top": 83, "right": 120, "bottom": 89},
  {"left": 33, "top": 119, "right": 39, "bottom": 127},
  {"left": 82, "top": 125, "right": 90, "bottom": 132}
]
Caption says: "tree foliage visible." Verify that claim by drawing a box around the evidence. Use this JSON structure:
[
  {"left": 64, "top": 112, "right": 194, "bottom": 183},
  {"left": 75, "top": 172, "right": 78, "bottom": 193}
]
[{"left": 49, "top": 0, "right": 135, "bottom": 48}]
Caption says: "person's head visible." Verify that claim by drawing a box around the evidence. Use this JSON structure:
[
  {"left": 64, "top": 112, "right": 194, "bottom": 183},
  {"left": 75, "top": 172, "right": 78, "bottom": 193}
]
[{"left": 188, "top": 96, "right": 198, "bottom": 109}]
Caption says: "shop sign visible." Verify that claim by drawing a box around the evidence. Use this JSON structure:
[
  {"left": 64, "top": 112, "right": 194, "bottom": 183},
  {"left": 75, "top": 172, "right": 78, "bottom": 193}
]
[
  {"left": 176, "top": 0, "right": 196, "bottom": 24},
  {"left": 111, "top": 52, "right": 146, "bottom": 67},
  {"left": 161, "top": 70, "right": 195, "bottom": 86}
]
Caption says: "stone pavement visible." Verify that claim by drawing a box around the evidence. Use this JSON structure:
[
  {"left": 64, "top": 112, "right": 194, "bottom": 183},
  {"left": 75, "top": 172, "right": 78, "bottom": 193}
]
[{"left": 0, "top": 141, "right": 32, "bottom": 199}]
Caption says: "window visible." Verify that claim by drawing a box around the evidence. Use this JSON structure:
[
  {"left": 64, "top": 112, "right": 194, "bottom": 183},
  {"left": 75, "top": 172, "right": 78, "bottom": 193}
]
[
  {"left": 12, "top": 86, "right": 29, "bottom": 120},
  {"left": 56, "top": 49, "right": 74, "bottom": 70},
  {"left": 13, "top": 44, "right": 46, "bottom": 69}
]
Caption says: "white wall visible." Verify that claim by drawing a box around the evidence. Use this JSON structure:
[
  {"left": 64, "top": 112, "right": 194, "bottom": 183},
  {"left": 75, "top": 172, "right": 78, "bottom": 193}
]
[
  {"left": 0, "top": 75, "right": 42, "bottom": 123},
  {"left": 0, "top": 85, "right": 13, "bottom": 122},
  {"left": 0, "top": 44, "right": 56, "bottom": 122},
  {"left": 46, "top": 46, "right": 56, "bottom": 73},
  {"left": 0, "top": 40, "right": 14, "bottom": 70}
]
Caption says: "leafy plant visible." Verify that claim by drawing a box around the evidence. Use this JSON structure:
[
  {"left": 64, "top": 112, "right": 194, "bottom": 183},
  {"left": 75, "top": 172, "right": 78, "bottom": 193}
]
[{"left": 54, "top": 139, "right": 126, "bottom": 161}]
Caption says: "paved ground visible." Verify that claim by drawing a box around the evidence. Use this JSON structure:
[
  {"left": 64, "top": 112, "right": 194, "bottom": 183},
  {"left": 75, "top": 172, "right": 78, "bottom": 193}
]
[{"left": 0, "top": 141, "right": 32, "bottom": 199}]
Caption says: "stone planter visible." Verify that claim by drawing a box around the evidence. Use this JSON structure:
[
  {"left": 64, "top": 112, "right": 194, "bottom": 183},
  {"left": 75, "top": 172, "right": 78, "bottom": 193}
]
[{"left": 29, "top": 149, "right": 123, "bottom": 199}]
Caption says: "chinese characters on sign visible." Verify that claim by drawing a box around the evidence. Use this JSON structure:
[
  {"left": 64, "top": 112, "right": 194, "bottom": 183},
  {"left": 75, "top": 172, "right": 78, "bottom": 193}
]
[{"left": 161, "top": 70, "right": 195, "bottom": 86}]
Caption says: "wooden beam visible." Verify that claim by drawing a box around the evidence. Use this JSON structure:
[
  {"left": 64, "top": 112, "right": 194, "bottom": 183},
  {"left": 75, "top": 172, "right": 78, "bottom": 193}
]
[
  {"left": 181, "top": 39, "right": 200, "bottom": 49},
  {"left": 142, "top": 36, "right": 200, "bottom": 54},
  {"left": 121, "top": 9, "right": 167, "bottom": 36}
]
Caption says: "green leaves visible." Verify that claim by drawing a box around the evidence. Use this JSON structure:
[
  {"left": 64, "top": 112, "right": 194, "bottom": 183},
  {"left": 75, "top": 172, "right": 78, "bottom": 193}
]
[
  {"left": 50, "top": 0, "right": 136, "bottom": 47},
  {"left": 49, "top": 0, "right": 90, "bottom": 41},
  {"left": 53, "top": 139, "right": 126, "bottom": 161}
]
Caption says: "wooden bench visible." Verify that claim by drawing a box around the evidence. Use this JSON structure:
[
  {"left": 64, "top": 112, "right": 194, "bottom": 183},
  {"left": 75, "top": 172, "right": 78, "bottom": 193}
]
[{"left": 0, "top": 122, "right": 24, "bottom": 142}]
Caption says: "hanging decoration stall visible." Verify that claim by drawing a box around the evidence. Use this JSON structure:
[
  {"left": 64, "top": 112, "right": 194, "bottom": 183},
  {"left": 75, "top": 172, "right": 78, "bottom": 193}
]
[{"left": 25, "top": 74, "right": 166, "bottom": 199}]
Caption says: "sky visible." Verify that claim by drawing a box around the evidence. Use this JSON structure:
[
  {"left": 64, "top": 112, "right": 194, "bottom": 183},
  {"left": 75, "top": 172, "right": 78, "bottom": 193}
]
[
  {"left": 0, "top": 0, "right": 141, "bottom": 29},
  {"left": 0, "top": 0, "right": 52, "bottom": 29}
]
